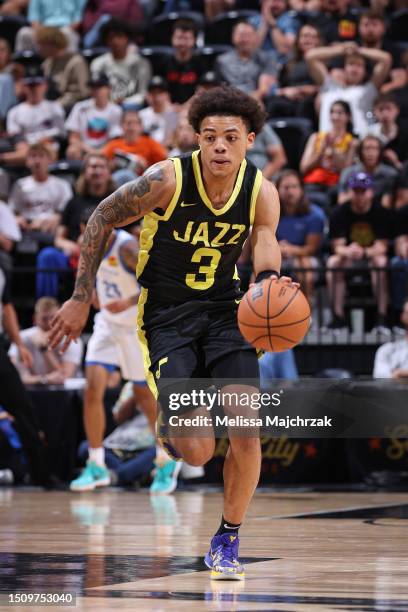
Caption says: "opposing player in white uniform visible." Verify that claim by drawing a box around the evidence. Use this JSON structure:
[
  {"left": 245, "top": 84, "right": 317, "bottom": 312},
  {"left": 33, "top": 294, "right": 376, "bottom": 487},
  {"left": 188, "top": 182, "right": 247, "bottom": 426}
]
[{"left": 70, "top": 228, "right": 157, "bottom": 491}]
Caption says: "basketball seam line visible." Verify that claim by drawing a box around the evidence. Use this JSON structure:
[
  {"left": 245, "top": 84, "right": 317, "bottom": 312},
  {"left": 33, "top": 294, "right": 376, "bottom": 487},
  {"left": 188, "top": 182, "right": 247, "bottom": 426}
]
[{"left": 239, "top": 314, "right": 311, "bottom": 329}]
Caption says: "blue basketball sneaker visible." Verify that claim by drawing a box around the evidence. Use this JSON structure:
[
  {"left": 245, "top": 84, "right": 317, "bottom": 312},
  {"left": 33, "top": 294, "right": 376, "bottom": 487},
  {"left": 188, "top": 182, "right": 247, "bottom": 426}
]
[
  {"left": 150, "top": 459, "right": 182, "bottom": 494},
  {"left": 204, "top": 534, "right": 245, "bottom": 580}
]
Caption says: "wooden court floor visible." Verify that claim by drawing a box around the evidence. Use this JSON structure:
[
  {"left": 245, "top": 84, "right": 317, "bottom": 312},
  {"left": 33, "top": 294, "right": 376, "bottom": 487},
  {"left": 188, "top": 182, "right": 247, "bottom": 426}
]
[{"left": 1, "top": 488, "right": 408, "bottom": 611}]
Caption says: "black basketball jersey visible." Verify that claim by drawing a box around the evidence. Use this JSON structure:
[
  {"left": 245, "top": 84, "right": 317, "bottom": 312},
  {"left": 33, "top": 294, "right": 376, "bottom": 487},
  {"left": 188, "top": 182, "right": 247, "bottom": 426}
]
[{"left": 137, "top": 150, "right": 262, "bottom": 304}]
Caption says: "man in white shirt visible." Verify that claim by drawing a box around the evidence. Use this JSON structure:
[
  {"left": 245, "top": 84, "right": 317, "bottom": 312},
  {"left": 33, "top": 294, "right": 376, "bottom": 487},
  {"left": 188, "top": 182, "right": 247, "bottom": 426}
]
[
  {"left": 0, "top": 67, "right": 65, "bottom": 167},
  {"left": 306, "top": 42, "right": 392, "bottom": 137},
  {"left": 373, "top": 299, "right": 408, "bottom": 379},
  {"left": 0, "top": 201, "right": 21, "bottom": 269},
  {"left": 9, "top": 296, "right": 83, "bottom": 385},
  {"left": 65, "top": 73, "right": 123, "bottom": 159},
  {"left": 138, "top": 76, "right": 179, "bottom": 147},
  {"left": 9, "top": 143, "right": 72, "bottom": 237},
  {"left": 90, "top": 18, "right": 151, "bottom": 105}
]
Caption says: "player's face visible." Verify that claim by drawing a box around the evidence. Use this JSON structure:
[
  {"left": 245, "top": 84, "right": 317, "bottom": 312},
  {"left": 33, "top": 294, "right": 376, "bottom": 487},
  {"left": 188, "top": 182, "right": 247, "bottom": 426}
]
[{"left": 197, "top": 116, "right": 255, "bottom": 178}]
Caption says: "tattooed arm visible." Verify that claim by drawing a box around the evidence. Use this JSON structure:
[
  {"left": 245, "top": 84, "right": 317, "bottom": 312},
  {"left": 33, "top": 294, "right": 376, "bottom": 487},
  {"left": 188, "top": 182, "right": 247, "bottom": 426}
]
[{"left": 48, "top": 160, "right": 175, "bottom": 350}]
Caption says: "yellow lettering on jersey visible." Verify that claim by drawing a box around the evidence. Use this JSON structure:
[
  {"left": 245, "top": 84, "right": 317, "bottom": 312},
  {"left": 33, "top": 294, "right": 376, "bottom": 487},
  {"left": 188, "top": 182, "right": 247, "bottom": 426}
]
[
  {"left": 173, "top": 221, "right": 193, "bottom": 243},
  {"left": 211, "top": 222, "right": 230, "bottom": 247},
  {"left": 227, "top": 224, "right": 246, "bottom": 245},
  {"left": 191, "top": 222, "right": 210, "bottom": 247}
]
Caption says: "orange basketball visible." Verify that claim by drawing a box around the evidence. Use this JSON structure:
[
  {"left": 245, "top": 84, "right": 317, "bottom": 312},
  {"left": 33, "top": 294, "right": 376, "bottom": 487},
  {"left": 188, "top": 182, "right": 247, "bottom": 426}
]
[{"left": 238, "top": 278, "right": 311, "bottom": 352}]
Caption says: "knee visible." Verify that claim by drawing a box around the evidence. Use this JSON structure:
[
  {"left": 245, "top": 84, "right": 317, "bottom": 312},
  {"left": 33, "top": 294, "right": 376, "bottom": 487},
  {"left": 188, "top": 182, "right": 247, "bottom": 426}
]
[
  {"left": 326, "top": 254, "right": 342, "bottom": 269},
  {"left": 175, "top": 440, "right": 215, "bottom": 466}
]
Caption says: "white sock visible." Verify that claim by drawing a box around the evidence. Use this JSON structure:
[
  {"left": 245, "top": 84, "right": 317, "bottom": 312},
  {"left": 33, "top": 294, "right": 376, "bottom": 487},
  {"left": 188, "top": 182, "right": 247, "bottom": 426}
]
[{"left": 89, "top": 447, "right": 105, "bottom": 467}]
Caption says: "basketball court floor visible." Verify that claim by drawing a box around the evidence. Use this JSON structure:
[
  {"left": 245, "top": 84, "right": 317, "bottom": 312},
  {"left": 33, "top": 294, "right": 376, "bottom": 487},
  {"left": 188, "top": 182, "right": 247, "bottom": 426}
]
[{"left": 1, "top": 488, "right": 407, "bottom": 611}]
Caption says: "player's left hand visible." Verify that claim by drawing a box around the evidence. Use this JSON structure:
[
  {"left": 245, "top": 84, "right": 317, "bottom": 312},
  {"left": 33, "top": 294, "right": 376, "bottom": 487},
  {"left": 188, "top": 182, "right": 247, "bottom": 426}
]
[{"left": 105, "top": 298, "right": 133, "bottom": 313}]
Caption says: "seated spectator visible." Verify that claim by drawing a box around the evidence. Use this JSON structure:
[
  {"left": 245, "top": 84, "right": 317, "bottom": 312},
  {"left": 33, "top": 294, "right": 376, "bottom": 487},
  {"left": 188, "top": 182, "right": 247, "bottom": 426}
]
[
  {"left": 358, "top": 10, "right": 406, "bottom": 94},
  {"left": 15, "top": 0, "right": 84, "bottom": 53},
  {"left": 390, "top": 204, "right": 408, "bottom": 316},
  {"left": 37, "top": 154, "right": 116, "bottom": 297},
  {"left": 259, "top": 349, "right": 298, "bottom": 389},
  {"left": 373, "top": 298, "right": 408, "bottom": 379},
  {"left": 0, "top": 38, "right": 17, "bottom": 123},
  {"left": 326, "top": 172, "right": 393, "bottom": 331},
  {"left": 310, "top": 0, "right": 358, "bottom": 45},
  {"left": 82, "top": 0, "right": 143, "bottom": 49},
  {"left": 306, "top": 41, "right": 392, "bottom": 137},
  {"left": 395, "top": 162, "right": 408, "bottom": 210},
  {"left": 265, "top": 23, "right": 321, "bottom": 120},
  {"left": 0, "top": 200, "right": 20, "bottom": 271},
  {"left": 246, "top": 123, "right": 287, "bottom": 180},
  {"left": 250, "top": 0, "right": 300, "bottom": 61},
  {"left": 156, "top": 19, "right": 205, "bottom": 107},
  {"left": 102, "top": 110, "right": 167, "bottom": 186},
  {"left": 365, "top": 94, "right": 408, "bottom": 171},
  {"left": 300, "top": 100, "right": 357, "bottom": 190},
  {"left": 215, "top": 21, "right": 277, "bottom": 103},
  {"left": 276, "top": 169, "right": 325, "bottom": 300},
  {"left": 90, "top": 18, "right": 151, "bottom": 105},
  {"left": 76, "top": 384, "right": 155, "bottom": 488},
  {"left": 35, "top": 26, "right": 89, "bottom": 112},
  {"left": 9, "top": 296, "right": 83, "bottom": 385},
  {"left": 168, "top": 117, "right": 197, "bottom": 156},
  {"left": 383, "top": 49, "right": 408, "bottom": 118},
  {"left": 138, "top": 77, "right": 179, "bottom": 147},
  {"left": 65, "top": 73, "right": 123, "bottom": 160},
  {"left": 9, "top": 143, "right": 72, "bottom": 243},
  {"left": 338, "top": 135, "right": 397, "bottom": 207},
  {"left": 1, "top": 67, "right": 65, "bottom": 167}
]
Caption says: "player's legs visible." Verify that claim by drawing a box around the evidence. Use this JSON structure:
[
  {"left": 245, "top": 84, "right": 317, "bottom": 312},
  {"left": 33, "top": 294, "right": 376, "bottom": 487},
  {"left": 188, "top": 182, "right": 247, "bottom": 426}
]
[{"left": 83, "top": 364, "right": 110, "bottom": 450}]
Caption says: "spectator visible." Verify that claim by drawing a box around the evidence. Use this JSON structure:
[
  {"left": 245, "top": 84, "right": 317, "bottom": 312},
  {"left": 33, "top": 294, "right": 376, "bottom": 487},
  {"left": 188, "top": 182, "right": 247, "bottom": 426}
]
[
  {"left": 250, "top": 0, "right": 300, "bottom": 60},
  {"left": 327, "top": 172, "right": 393, "bottom": 331},
  {"left": 383, "top": 49, "right": 408, "bottom": 117},
  {"left": 373, "top": 298, "right": 408, "bottom": 379},
  {"left": 9, "top": 297, "right": 83, "bottom": 385},
  {"left": 395, "top": 162, "right": 408, "bottom": 210},
  {"left": 157, "top": 19, "right": 205, "bottom": 106},
  {"left": 338, "top": 135, "right": 397, "bottom": 207},
  {"left": 90, "top": 18, "right": 151, "bottom": 105},
  {"left": 259, "top": 349, "right": 298, "bottom": 388},
  {"left": 390, "top": 204, "right": 408, "bottom": 316},
  {"left": 276, "top": 169, "right": 325, "bottom": 300},
  {"left": 138, "top": 76, "right": 179, "bottom": 147},
  {"left": 168, "top": 117, "right": 197, "bottom": 156},
  {"left": 306, "top": 42, "right": 392, "bottom": 137},
  {"left": 195, "top": 70, "right": 220, "bottom": 95},
  {"left": 1, "top": 67, "right": 65, "bottom": 167},
  {"left": 35, "top": 26, "right": 89, "bottom": 112},
  {"left": 265, "top": 23, "right": 321, "bottom": 119},
  {"left": 102, "top": 110, "right": 167, "bottom": 186},
  {"left": 0, "top": 38, "right": 17, "bottom": 123},
  {"left": 37, "top": 155, "right": 116, "bottom": 297},
  {"left": 215, "top": 21, "right": 277, "bottom": 102},
  {"left": 9, "top": 143, "right": 72, "bottom": 242},
  {"left": 300, "top": 100, "right": 357, "bottom": 190},
  {"left": 365, "top": 94, "right": 408, "bottom": 171},
  {"left": 65, "top": 73, "right": 123, "bottom": 160},
  {"left": 358, "top": 10, "right": 405, "bottom": 81},
  {"left": 0, "top": 201, "right": 21, "bottom": 271},
  {"left": 82, "top": 0, "right": 143, "bottom": 49},
  {"left": 311, "top": 0, "right": 358, "bottom": 45},
  {"left": 15, "top": 0, "right": 84, "bottom": 53},
  {"left": 77, "top": 387, "right": 155, "bottom": 487},
  {"left": 0, "top": 263, "right": 54, "bottom": 486},
  {"left": 246, "top": 124, "right": 287, "bottom": 180}
]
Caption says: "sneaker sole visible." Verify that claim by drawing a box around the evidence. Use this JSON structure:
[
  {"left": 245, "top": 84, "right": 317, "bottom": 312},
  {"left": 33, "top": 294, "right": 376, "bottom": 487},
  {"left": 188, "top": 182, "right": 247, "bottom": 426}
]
[
  {"left": 70, "top": 477, "right": 110, "bottom": 492},
  {"left": 210, "top": 570, "right": 245, "bottom": 581},
  {"left": 150, "top": 462, "right": 182, "bottom": 495}
]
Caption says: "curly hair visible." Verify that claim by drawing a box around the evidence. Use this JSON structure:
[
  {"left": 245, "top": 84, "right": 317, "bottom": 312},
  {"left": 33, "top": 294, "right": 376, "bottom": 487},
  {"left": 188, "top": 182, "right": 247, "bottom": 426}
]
[{"left": 188, "top": 86, "right": 266, "bottom": 135}]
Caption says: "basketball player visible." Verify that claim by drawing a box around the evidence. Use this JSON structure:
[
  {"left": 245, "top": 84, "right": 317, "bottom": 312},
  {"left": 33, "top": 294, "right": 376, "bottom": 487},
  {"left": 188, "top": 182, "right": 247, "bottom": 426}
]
[
  {"left": 49, "top": 86, "right": 295, "bottom": 579},
  {"left": 70, "top": 227, "right": 157, "bottom": 492}
]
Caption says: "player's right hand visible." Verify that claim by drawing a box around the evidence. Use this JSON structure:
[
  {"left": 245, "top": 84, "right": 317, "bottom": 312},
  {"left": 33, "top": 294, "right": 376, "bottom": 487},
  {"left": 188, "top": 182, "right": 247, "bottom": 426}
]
[{"left": 48, "top": 299, "right": 90, "bottom": 353}]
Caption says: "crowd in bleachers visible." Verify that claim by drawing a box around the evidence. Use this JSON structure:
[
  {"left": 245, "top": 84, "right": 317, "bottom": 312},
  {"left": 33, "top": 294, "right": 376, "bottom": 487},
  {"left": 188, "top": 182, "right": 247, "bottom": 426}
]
[{"left": 0, "top": 0, "right": 407, "bottom": 348}]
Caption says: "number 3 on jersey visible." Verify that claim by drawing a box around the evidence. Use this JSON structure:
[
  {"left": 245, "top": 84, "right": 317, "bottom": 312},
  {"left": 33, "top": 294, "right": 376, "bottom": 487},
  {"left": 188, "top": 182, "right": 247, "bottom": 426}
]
[{"left": 186, "top": 247, "right": 221, "bottom": 290}]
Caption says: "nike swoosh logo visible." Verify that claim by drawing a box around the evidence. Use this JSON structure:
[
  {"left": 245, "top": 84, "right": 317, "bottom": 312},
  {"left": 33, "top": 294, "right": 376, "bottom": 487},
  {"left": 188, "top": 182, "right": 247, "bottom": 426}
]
[{"left": 180, "top": 202, "right": 197, "bottom": 207}]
